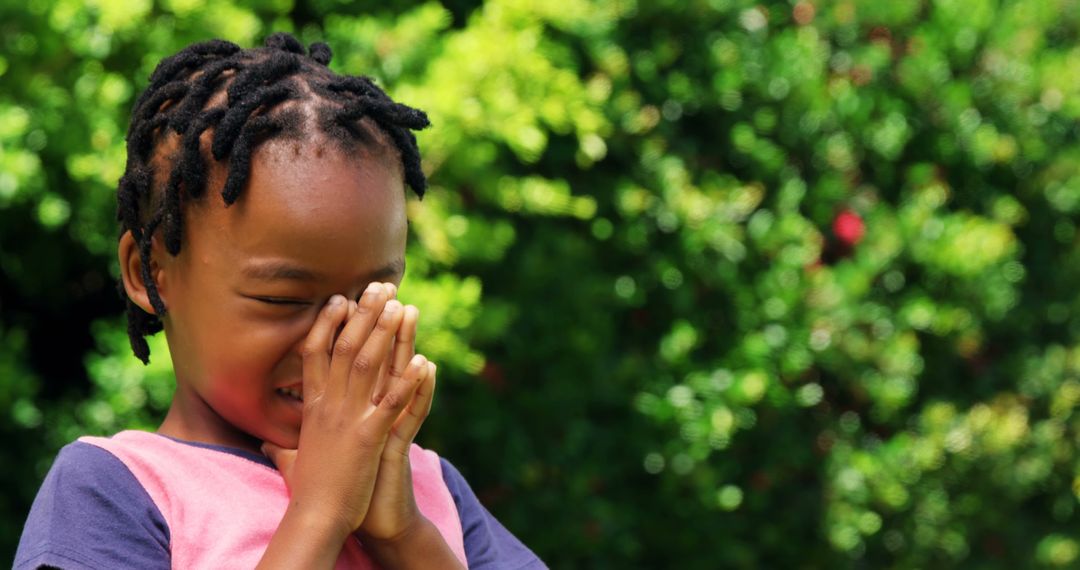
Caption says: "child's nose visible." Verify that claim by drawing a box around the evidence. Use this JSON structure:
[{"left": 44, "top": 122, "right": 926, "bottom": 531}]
[{"left": 295, "top": 299, "right": 358, "bottom": 357}]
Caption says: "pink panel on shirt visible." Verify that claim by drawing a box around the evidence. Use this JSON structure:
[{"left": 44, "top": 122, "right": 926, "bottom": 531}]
[
  {"left": 410, "top": 445, "right": 467, "bottom": 562},
  {"left": 80, "top": 431, "right": 466, "bottom": 569}
]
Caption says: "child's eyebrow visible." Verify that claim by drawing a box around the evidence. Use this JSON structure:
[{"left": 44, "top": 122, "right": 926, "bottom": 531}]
[
  {"left": 371, "top": 258, "right": 407, "bottom": 280},
  {"left": 241, "top": 258, "right": 405, "bottom": 282},
  {"left": 242, "top": 261, "right": 319, "bottom": 282}
]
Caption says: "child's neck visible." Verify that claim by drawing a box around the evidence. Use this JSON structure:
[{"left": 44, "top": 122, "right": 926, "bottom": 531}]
[{"left": 158, "top": 398, "right": 263, "bottom": 455}]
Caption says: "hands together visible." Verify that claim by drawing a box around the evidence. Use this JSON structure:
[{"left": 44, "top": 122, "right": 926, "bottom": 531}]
[{"left": 258, "top": 283, "right": 460, "bottom": 569}]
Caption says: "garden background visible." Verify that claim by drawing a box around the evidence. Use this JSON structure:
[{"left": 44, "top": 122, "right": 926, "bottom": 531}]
[{"left": 3, "top": 0, "right": 1080, "bottom": 567}]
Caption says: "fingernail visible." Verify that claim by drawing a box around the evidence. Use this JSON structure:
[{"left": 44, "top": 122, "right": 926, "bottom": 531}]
[
  {"left": 363, "top": 284, "right": 383, "bottom": 303},
  {"left": 329, "top": 295, "right": 344, "bottom": 306},
  {"left": 383, "top": 300, "right": 400, "bottom": 314},
  {"left": 411, "top": 354, "right": 427, "bottom": 368}
]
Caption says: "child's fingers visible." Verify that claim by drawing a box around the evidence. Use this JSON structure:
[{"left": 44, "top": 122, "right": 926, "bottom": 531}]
[
  {"left": 368, "top": 354, "right": 427, "bottom": 433},
  {"left": 328, "top": 283, "right": 388, "bottom": 397},
  {"left": 300, "top": 295, "right": 348, "bottom": 403},
  {"left": 385, "top": 360, "right": 436, "bottom": 458},
  {"left": 374, "top": 344, "right": 392, "bottom": 401},
  {"left": 372, "top": 281, "right": 399, "bottom": 399},
  {"left": 375, "top": 304, "right": 418, "bottom": 405},
  {"left": 346, "top": 299, "right": 404, "bottom": 405},
  {"left": 260, "top": 441, "right": 297, "bottom": 484}
]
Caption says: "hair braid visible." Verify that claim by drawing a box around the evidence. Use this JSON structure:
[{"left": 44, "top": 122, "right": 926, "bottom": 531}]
[
  {"left": 264, "top": 32, "right": 306, "bottom": 55},
  {"left": 212, "top": 82, "right": 295, "bottom": 160},
  {"left": 220, "top": 114, "right": 286, "bottom": 205},
  {"left": 169, "top": 59, "right": 241, "bottom": 134},
  {"left": 225, "top": 54, "right": 300, "bottom": 107},
  {"left": 308, "top": 42, "right": 332, "bottom": 66},
  {"left": 138, "top": 212, "right": 168, "bottom": 318},
  {"left": 145, "top": 39, "right": 240, "bottom": 89},
  {"left": 178, "top": 107, "right": 226, "bottom": 200}
]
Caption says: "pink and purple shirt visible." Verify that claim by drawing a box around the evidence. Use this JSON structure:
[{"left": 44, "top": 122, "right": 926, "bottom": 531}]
[{"left": 15, "top": 430, "right": 543, "bottom": 569}]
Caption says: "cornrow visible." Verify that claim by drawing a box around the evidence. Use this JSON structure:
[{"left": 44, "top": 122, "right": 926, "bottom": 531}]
[{"left": 116, "top": 33, "right": 431, "bottom": 363}]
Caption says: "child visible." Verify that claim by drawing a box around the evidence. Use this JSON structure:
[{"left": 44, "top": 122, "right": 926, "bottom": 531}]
[{"left": 15, "top": 33, "right": 544, "bottom": 569}]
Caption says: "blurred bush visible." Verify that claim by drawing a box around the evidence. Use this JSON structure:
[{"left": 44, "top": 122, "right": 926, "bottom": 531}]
[{"left": 3, "top": 0, "right": 1080, "bottom": 567}]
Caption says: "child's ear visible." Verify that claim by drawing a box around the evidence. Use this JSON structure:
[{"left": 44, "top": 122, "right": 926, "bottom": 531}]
[{"left": 118, "top": 230, "right": 167, "bottom": 315}]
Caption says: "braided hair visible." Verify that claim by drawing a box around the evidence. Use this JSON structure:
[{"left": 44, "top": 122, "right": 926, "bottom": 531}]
[{"left": 117, "top": 32, "right": 430, "bottom": 363}]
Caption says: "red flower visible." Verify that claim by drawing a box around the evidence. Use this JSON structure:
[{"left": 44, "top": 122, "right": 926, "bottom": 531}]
[
  {"left": 480, "top": 361, "right": 507, "bottom": 391},
  {"left": 832, "top": 209, "right": 865, "bottom": 247}
]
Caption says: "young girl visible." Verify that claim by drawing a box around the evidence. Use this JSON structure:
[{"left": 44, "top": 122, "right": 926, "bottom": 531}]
[{"left": 15, "top": 33, "right": 543, "bottom": 569}]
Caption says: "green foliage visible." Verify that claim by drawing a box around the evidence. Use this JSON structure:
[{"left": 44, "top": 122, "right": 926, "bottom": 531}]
[{"left": 3, "top": 0, "right": 1080, "bottom": 567}]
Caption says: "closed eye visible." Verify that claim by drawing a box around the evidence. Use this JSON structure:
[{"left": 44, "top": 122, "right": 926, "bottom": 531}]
[{"left": 250, "top": 296, "right": 310, "bottom": 306}]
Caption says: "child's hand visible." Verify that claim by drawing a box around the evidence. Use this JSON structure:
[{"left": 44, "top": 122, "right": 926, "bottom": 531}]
[
  {"left": 351, "top": 300, "right": 461, "bottom": 568},
  {"left": 262, "top": 283, "right": 427, "bottom": 539},
  {"left": 355, "top": 300, "right": 438, "bottom": 542}
]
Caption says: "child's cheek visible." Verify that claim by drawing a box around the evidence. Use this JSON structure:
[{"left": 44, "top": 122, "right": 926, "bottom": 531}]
[{"left": 236, "top": 310, "right": 314, "bottom": 350}]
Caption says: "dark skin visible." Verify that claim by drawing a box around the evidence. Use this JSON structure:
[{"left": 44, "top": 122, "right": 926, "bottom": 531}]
[{"left": 118, "top": 138, "right": 464, "bottom": 569}]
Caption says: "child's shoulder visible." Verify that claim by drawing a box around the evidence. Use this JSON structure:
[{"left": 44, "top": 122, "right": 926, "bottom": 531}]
[
  {"left": 41, "top": 431, "right": 171, "bottom": 513},
  {"left": 45, "top": 434, "right": 140, "bottom": 484},
  {"left": 14, "top": 436, "right": 171, "bottom": 570}
]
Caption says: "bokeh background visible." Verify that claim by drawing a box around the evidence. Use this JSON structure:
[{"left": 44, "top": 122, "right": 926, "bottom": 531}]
[{"left": 3, "top": 0, "right": 1080, "bottom": 567}]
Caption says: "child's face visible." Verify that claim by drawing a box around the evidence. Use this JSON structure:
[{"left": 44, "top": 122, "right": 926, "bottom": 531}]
[{"left": 153, "top": 141, "right": 408, "bottom": 453}]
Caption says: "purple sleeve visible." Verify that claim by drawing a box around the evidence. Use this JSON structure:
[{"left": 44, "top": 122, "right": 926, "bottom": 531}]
[
  {"left": 439, "top": 458, "right": 546, "bottom": 570},
  {"left": 14, "top": 441, "right": 170, "bottom": 570}
]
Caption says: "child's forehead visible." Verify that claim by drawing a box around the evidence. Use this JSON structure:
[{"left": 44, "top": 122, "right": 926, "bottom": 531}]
[
  {"left": 180, "top": 138, "right": 407, "bottom": 280},
  {"left": 250, "top": 140, "right": 402, "bottom": 210},
  {"left": 190, "top": 136, "right": 403, "bottom": 208}
]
